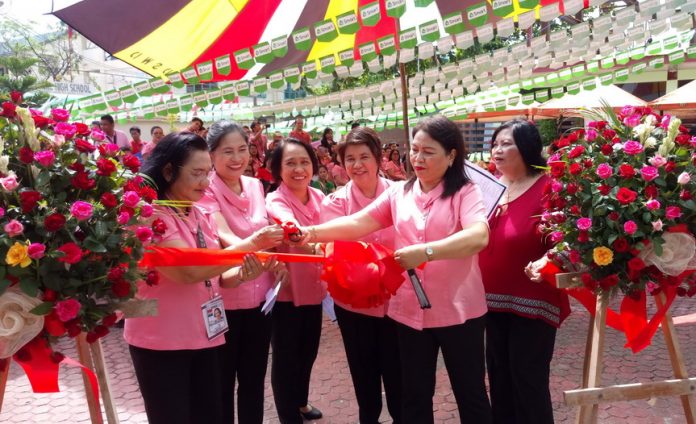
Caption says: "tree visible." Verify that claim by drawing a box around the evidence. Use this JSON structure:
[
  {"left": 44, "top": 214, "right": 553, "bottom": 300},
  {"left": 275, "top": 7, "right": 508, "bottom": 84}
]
[{"left": 0, "top": 56, "right": 51, "bottom": 106}]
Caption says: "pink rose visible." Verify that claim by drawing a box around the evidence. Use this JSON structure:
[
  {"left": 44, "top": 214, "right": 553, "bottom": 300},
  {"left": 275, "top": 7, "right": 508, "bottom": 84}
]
[
  {"left": 596, "top": 163, "right": 613, "bottom": 179},
  {"left": 122, "top": 191, "right": 141, "bottom": 208},
  {"left": 50, "top": 108, "right": 70, "bottom": 122},
  {"left": 623, "top": 141, "right": 644, "bottom": 155},
  {"left": 623, "top": 220, "right": 638, "bottom": 235},
  {"left": 623, "top": 114, "right": 642, "bottom": 128},
  {"left": 98, "top": 143, "right": 119, "bottom": 157},
  {"left": 0, "top": 173, "right": 19, "bottom": 192},
  {"left": 90, "top": 129, "right": 105, "bottom": 141},
  {"left": 576, "top": 217, "right": 592, "bottom": 231},
  {"left": 551, "top": 180, "right": 563, "bottom": 193},
  {"left": 652, "top": 219, "right": 663, "bottom": 232},
  {"left": 52, "top": 134, "right": 65, "bottom": 147},
  {"left": 135, "top": 226, "right": 154, "bottom": 243},
  {"left": 646, "top": 199, "right": 661, "bottom": 211},
  {"left": 117, "top": 212, "right": 131, "bottom": 225},
  {"left": 646, "top": 281, "right": 659, "bottom": 293},
  {"left": 660, "top": 115, "right": 671, "bottom": 129},
  {"left": 640, "top": 166, "right": 659, "bottom": 182},
  {"left": 550, "top": 231, "right": 564, "bottom": 243},
  {"left": 621, "top": 106, "right": 636, "bottom": 116},
  {"left": 4, "top": 220, "right": 24, "bottom": 237},
  {"left": 34, "top": 150, "right": 56, "bottom": 167},
  {"left": 678, "top": 172, "right": 691, "bottom": 185},
  {"left": 0, "top": 207, "right": 4, "bottom": 218},
  {"left": 139, "top": 203, "right": 153, "bottom": 218},
  {"left": 70, "top": 201, "right": 93, "bottom": 221},
  {"left": 28, "top": 243, "right": 46, "bottom": 259},
  {"left": 586, "top": 128, "right": 598, "bottom": 142},
  {"left": 649, "top": 154, "right": 667, "bottom": 167},
  {"left": 55, "top": 299, "right": 81, "bottom": 322},
  {"left": 666, "top": 206, "right": 682, "bottom": 220},
  {"left": 54, "top": 122, "right": 77, "bottom": 138}
]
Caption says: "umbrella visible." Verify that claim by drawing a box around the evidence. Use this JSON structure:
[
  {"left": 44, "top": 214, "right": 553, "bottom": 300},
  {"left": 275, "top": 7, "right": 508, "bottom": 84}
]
[
  {"left": 533, "top": 84, "right": 647, "bottom": 118},
  {"left": 649, "top": 80, "right": 696, "bottom": 114}
]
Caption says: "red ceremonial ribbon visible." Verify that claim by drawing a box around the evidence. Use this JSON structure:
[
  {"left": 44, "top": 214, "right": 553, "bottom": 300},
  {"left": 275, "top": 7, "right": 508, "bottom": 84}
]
[{"left": 140, "top": 246, "right": 324, "bottom": 267}]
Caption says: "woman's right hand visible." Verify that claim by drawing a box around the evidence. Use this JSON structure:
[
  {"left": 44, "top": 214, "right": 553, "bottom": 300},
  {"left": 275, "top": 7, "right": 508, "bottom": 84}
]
[
  {"left": 251, "top": 225, "right": 285, "bottom": 250},
  {"left": 525, "top": 256, "right": 549, "bottom": 283}
]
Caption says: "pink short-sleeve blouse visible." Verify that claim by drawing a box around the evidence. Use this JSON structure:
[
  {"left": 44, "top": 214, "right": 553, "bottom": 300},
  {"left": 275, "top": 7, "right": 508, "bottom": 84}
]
[
  {"left": 320, "top": 178, "right": 395, "bottom": 317},
  {"left": 199, "top": 173, "right": 274, "bottom": 310},
  {"left": 365, "top": 181, "right": 489, "bottom": 330},
  {"left": 124, "top": 205, "right": 225, "bottom": 350},
  {"left": 265, "top": 183, "right": 326, "bottom": 306}
]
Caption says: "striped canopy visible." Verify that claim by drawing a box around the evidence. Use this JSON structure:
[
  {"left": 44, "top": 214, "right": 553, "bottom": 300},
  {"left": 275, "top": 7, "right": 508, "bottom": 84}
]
[{"left": 53, "top": 0, "right": 564, "bottom": 84}]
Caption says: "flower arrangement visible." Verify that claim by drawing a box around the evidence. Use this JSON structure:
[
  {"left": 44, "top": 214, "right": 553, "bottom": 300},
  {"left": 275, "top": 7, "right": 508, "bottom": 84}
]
[
  {"left": 0, "top": 92, "right": 160, "bottom": 360},
  {"left": 541, "top": 104, "right": 696, "bottom": 298}
]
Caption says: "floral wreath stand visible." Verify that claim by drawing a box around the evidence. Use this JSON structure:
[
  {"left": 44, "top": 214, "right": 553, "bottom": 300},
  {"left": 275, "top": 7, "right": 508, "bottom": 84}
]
[
  {"left": 556, "top": 273, "right": 696, "bottom": 424},
  {"left": 0, "top": 300, "right": 157, "bottom": 424}
]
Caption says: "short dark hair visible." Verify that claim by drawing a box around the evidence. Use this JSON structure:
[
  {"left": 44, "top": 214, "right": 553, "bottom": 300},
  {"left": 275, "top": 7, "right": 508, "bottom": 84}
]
[
  {"left": 206, "top": 121, "right": 248, "bottom": 152},
  {"left": 141, "top": 132, "right": 208, "bottom": 199},
  {"left": 389, "top": 149, "right": 401, "bottom": 162},
  {"left": 191, "top": 117, "right": 204, "bottom": 125},
  {"left": 251, "top": 120, "right": 261, "bottom": 130},
  {"left": 491, "top": 119, "right": 546, "bottom": 175},
  {"left": 269, "top": 138, "right": 319, "bottom": 183},
  {"left": 351, "top": 122, "right": 360, "bottom": 129},
  {"left": 337, "top": 127, "right": 382, "bottom": 174},
  {"left": 100, "top": 114, "right": 114, "bottom": 124},
  {"left": 150, "top": 126, "right": 163, "bottom": 135},
  {"left": 129, "top": 126, "right": 141, "bottom": 134},
  {"left": 406, "top": 115, "right": 470, "bottom": 199}
]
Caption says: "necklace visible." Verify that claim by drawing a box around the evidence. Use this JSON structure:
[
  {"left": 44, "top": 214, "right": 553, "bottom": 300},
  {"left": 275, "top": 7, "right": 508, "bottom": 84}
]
[{"left": 503, "top": 175, "right": 539, "bottom": 205}]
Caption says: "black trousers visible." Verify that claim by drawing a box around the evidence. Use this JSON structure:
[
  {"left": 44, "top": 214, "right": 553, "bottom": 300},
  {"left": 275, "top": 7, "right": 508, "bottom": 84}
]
[
  {"left": 485, "top": 312, "right": 557, "bottom": 424},
  {"left": 129, "top": 344, "right": 223, "bottom": 424},
  {"left": 335, "top": 305, "right": 403, "bottom": 424},
  {"left": 219, "top": 305, "right": 272, "bottom": 424},
  {"left": 270, "top": 301, "right": 322, "bottom": 424},
  {"left": 396, "top": 316, "right": 491, "bottom": 424}
]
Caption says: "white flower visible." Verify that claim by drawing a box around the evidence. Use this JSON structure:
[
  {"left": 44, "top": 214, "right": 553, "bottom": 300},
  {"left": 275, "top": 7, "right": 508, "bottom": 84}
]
[
  {"left": 613, "top": 143, "right": 623, "bottom": 152},
  {"left": 639, "top": 233, "right": 696, "bottom": 276},
  {"left": 678, "top": 172, "right": 691, "bottom": 185},
  {"left": 632, "top": 124, "right": 654, "bottom": 143},
  {"left": 644, "top": 136, "right": 657, "bottom": 148},
  {"left": 0, "top": 287, "right": 44, "bottom": 358},
  {"left": 0, "top": 156, "right": 8, "bottom": 174},
  {"left": 658, "top": 139, "right": 675, "bottom": 157},
  {"left": 15, "top": 108, "right": 40, "bottom": 151},
  {"left": 665, "top": 117, "right": 682, "bottom": 146},
  {"left": 644, "top": 114, "right": 658, "bottom": 127}
]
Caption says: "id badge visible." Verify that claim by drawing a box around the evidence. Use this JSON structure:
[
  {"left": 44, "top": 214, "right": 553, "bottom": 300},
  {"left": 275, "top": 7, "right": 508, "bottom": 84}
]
[{"left": 201, "top": 295, "right": 228, "bottom": 340}]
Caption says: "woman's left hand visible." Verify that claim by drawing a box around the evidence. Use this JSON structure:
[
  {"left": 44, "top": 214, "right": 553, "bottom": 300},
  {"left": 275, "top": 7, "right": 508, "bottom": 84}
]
[
  {"left": 265, "top": 256, "right": 289, "bottom": 285},
  {"left": 393, "top": 245, "right": 428, "bottom": 270}
]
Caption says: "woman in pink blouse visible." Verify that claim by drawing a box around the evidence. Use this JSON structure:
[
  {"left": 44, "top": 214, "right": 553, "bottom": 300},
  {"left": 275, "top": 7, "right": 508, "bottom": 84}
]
[
  {"left": 320, "top": 127, "right": 402, "bottom": 424},
  {"left": 199, "top": 121, "right": 287, "bottom": 424},
  {"left": 130, "top": 132, "right": 273, "bottom": 424},
  {"left": 382, "top": 149, "right": 407, "bottom": 181},
  {"left": 265, "top": 138, "right": 326, "bottom": 423},
  {"left": 297, "top": 116, "right": 492, "bottom": 424}
]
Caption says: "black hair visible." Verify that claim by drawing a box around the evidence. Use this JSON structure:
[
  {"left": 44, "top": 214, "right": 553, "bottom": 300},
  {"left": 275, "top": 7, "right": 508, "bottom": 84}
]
[
  {"left": 141, "top": 132, "right": 209, "bottom": 199},
  {"left": 150, "top": 126, "right": 163, "bottom": 135},
  {"left": 129, "top": 126, "right": 141, "bottom": 134},
  {"left": 251, "top": 120, "right": 261, "bottom": 130},
  {"left": 389, "top": 149, "right": 401, "bottom": 163},
  {"left": 191, "top": 117, "right": 204, "bottom": 125},
  {"left": 337, "top": 127, "right": 382, "bottom": 174},
  {"left": 269, "top": 138, "right": 319, "bottom": 183},
  {"left": 405, "top": 115, "right": 470, "bottom": 199},
  {"left": 320, "top": 127, "right": 333, "bottom": 149},
  {"left": 351, "top": 122, "right": 360, "bottom": 129},
  {"left": 206, "top": 121, "right": 248, "bottom": 152},
  {"left": 100, "top": 114, "right": 114, "bottom": 124},
  {"left": 491, "top": 118, "right": 546, "bottom": 175}
]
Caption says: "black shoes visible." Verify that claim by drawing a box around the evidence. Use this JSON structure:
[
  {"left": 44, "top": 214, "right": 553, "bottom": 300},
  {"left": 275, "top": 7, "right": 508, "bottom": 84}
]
[{"left": 299, "top": 405, "right": 323, "bottom": 420}]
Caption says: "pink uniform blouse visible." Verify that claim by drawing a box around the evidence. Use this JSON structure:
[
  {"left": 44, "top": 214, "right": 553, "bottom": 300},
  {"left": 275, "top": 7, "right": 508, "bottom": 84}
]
[
  {"left": 320, "top": 178, "right": 395, "bottom": 317},
  {"left": 199, "top": 173, "right": 274, "bottom": 310},
  {"left": 124, "top": 205, "right": 225, "bottom": 350},
  {"left": 266, "top": 183, "right": 326, "bottom": 306},
  {"left": 365, "top": 181, "right": 489, "bottom": 330},
  {"left": 382, "top": 160, "right": 406, "bottom": 180},
  {"left": 328, "top": 162, "right": 349, "bottom": 186}
]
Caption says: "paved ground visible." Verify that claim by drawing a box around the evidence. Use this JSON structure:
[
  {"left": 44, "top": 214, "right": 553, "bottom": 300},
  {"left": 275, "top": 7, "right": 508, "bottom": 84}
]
[{"left": 2, "top": 297, "right": 695, "bottom": 423}]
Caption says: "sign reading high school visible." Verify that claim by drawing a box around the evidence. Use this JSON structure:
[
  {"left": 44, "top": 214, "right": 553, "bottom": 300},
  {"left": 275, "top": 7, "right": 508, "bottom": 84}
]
[{"left": 50, "top": 82, "right": 95, "bottom": 96}]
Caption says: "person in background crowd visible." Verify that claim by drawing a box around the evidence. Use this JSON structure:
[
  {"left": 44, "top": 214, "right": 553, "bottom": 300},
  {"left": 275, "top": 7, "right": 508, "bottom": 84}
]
[
  {"left": 383, "top": 149, "right": 407, "bottom": 181},
  {"left": 351, "top": 122, "right": 360, "bottom": 130},
  {"left": 478, "top": 119, "right": 566, "bottom": 424},
  {"left": 319, "top": 128, "right": 336, "bottom": 155},
  {"left": 243, "top": 125, "right": 252, "bottom": 138},
  {"left": 295, "top": 115, "right": 492, "bottom": 424},
  {"left": 100, "top": 114, "right": 130, "bottom": 151},
  {"left": 201, "top": 121, "right": 288, "bottom": 424},
  {"left": 129, "top": 131, "right": 272, "bottom": 424},
  {"left": 249, "top": 143, "right": 263, "bottom": 175},
  {"left": 310, "top": 165, "right": 336, "bottom": 195},
  {"left": 265, "top": 138, "right": 326, "bottom": 423},
  {"left": 249, "top": 121, "right": 268, "bottom": 161},
  {"left": 91, "top": 120, "right": 101, "bottom": 131},
  {"left": 129, "top": 126, "right": 144, "bottom": 159},
  {"left": 320, "top": 126, "right": 402, "bottom": 424},
  {"left": 289, "top": 115, "right": 312, "bottom": 145},
  {"left": 142, "top": 126, "right": 165, "bottom": 160},
  {"left": 328, "top": 153, "right": 350, "bottom": 187},
  {"left": 187, "top": 117, "right": 206, "bottom": 137},
  {"left": 268, "top": 132, "right": 283, "bottom": 152}
]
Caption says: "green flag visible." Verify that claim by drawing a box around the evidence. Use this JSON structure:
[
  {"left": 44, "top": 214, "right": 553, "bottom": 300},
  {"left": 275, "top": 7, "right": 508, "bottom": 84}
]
[
  {"left": 196, "top": 61, "right": 214, "bottom": 81},
  {"left": 378, "top": 35, "right": 397, "bottom": 56},
  {"left": 518, "top": 0, "right": 539, "bottom": 9},
  {"left": 320, "top": 55, "right": 336, "bottom": 74},
  {"left": 582, "top": 77, "right": 597, "bottom": 91},
  {"left": 359, "top": 41, "right": 378, "bottom": 62},
  {"left": 492, "top": 0, "right": 514, "bottom": 16},
  {"left": 253, "top": 77, "right": 268, "bottom": 94},
  {"left": 337, "top": 11, "right": 360, "bottom": 34},
  {"left": 120, "top": 86, "right": 138, "bottom": 103},
  {"left": 150, "top": 77, "right": 169, "bottom": 94},
  {"left": 551, "top": 86, "right": 564, "bottom": 98},
  {"left": 269, "top": 71, "right": 285, "bottom": 89},
  {"left": 134, "top": 80, "right": 153, "bottom": 97},
  {"left": 272, "top": 36, "right": 289, "bottom": 58},
  {"left": 614, "top": 68, "right": 629, "bottom": 82},
  {"left": 236, "top": 81, "right": 251, "bottom": 97},
  {"left": 253, "top": 42, "right": 274, "bottom": 64},
  {"left": 566, "top": 81, "right": 581, "bottom": 95},
  {"left": 234, "top": 48, "right": 255, "bottom": 70},
  {"left": 166, "top": 72, "right": 185, "bottom": 89},
  {"left": 399, "top": 27, "right": 418, "bottom": 49},
  {"left": 339, "top": 49, "right": 356, "bottom": 67},
  {"left": 292, "top": 27, "right": 312, "bottom": 51},
  {"left": 419, "top": 20, "right": 440, "bottom": 42},
  {"left": 181, "top": 66, "right": 200, "bottom": 84},
  {"left": 215, "top": 55, "right": 232, "bottom": 76},
  {"left": 314, "top": 19, "right": 338, "bottom": 42},
  {"left": 443, "top": 12, "right": 465, "bottom": 34},
  {"left": 466, "top": 3, "right": 489, "bottom": 27},
  {"left": 386, "top": 0, "right": 406, "bottom": 18},
  {"left": 360, "top": 1, "right": 381, "bottom": 27},
  {"left": 105, "top": 90, "right": 122, "bottom": 107}
]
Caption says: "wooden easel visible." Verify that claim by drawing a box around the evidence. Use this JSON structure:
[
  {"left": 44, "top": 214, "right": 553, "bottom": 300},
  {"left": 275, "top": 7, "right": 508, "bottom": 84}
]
[
  {"left": 0, "top": 299, "right": 157, "bottom": 424},
  {"left": 557, "top": 273, "right": 696, "bottom": 424}
]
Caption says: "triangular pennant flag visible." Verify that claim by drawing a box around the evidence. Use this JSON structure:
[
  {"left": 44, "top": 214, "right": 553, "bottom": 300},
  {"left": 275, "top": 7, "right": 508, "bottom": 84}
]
[
  {"left": 360, "top": 1, "right": 381, "bottom": 26},
  {"left": 551, "top": 86, "right": 564, "bottom": 98},
  {"left": 236, "top": 81, "right": 251, "bottom": 97},
  {"left": 284, "top": 66, "right": 301, "bottom": 84},
  {"left": 180, "top": 95, "right": 194, "bottom": 111},
  {"left": 234, "top": 49, "right": 255, "bottom": 70},
  {"left": 314, "top": 19, "right": 338, "bottom": 42},
  {"left": 386, "top": 0, "right": 407, "bottom": 18},
  {"left": 105, "top": 90, "right": 122, "bottom": 107},
  {"left": 320, "top": 55, "right": 336, "bottom": 74},
  {"left": 221, "top": 85, "right": 237, "bottom": 101},
  {"left": 181, "top": 66, "right": 200, "bottom": 85},
  {"left": 359, "top": 41, "right": 378, "bottom": 61},
  {"left": 134, "top": 80, "right": 153, "bottom": 97},
  {"left": 166, "top": 72, "right": 185, "bottom": 89},
  {"left": 120, "top": 86, "right": 138, "bottom": 103},
  {"left": 337, "top": 10, "right": 360, "bottom": 34},
  {"left": 378, "top": 35, "right": 397, "bottom": 56},
  {"left": 302, "top": 61, "right": 318, "bottom": 79},
  {"left": 193, "top": 93, "right": 209, "bottom": 108},
  {"left": 253, "top": 77, "right": 268, "bottom": 94},
  {"left": 339, "top": 49, "right": 355, "bottom": 67},
  {"left": 215, "top": 55, "right": 232, "bottom": 76},
  {"left": 272, "top": 36, "right": 289, "bottom": 58},
  {"left": 196, "top": 61, "right": 214, "bottom": 82},
  {"left": 292, "top": 27, "right": 313, "bottom": 51},
  {"left": 444, "top": 12, "right": 466, "bottom": 34},
  {"left": 253, "top": 42, "right": 274, "bottom": 64},
  {"left": 467, "top": 3, "right": 489, "bottom": 27},
  {"left": 419, "top": 20, "right": 440, "bottom": 42}
]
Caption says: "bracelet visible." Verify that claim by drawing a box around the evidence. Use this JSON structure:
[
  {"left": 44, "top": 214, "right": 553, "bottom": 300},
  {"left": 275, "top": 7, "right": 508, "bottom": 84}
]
[{"left": 307, "top": 226, "right": 317, "bottom": 243}]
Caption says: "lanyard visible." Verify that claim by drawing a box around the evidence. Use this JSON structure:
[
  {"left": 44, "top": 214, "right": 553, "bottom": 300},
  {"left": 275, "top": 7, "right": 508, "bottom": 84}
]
[{"left": 196, "top": 224, "right": 215, "bottom": 299}]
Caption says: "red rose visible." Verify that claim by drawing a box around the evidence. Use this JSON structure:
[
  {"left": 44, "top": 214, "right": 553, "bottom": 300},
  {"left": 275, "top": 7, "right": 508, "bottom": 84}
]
[
  {"left": 566, "top": 183, "right": 579, "bottom": 194},
  {"left": 139, "top": 186, "right": 157, "bottom": 202},
  {"left": 65, "top": 320, "right": 81, "bottom": 337},
  {"left": 600, "top": 144, "right": 613, "bottom": 155},
  {"left": 123, "top": 180, "right": 140, "bottom": 193},
  {"left": 602, "top": 129, "right": 616, "bottom": 139},
  {"left": 74, "top": 122, "right": 90, "bottom": 136},
  {"left": 644, "top": 185, "right": 658, "bottom": 199},
  {"left": 568, "top": 145, "right": 585, "bottom": 159},
  {"left": 599, "top": 274, "right": 619, "bottom": 290},
  {"left": 19, "top": 190, "right": 42, "bottom": 213},
  {"left": 100, "top": 193, "right": 118, "bottom": 209},
  {"left": 102, "top": 314, "right": 118, "bottom": 327},
  {"left": 618, "top": 164, "right": 635, "bottom": 178},
  {"left": 74, "top": 138, "right": 96, "bottom": 153},
  {"left": 71, "top": 172, "right": 96, "bottom": 190},
  {"left": 555, "top": 138, "right": 570, "bottom": 148},
  {"left": 69, "top": 162, "right": 85, "bottom": 172},
  {"left": 598, "top": 184, "right": 611, "bottom": 195},
  {"left": 122, "top": 154, "right": 141, "bottom": 173},
  {"left": 675, "top": 134, "right": 690, "bottom": 145},
  {"left": 43, "top": 289, "right": 57, "bottom": 301},
  {"left": 111, "top": 280, "right": 131, "bottom": 298},
  {"left": 569, "top": 163, "right": 582, "bottom": 175},
  {"left": 44, "top": 213, "right": 66, "bottom": 232},
  {"left": 44, "top": 311, "right": 66, "bottom": 337},
  {"left": 96, "top": 158, "right": 117, "bottom": 176},
  {"left": 628, "top": 257, "right": 646, "bottom": 272},
  {"left": 680, "top": 189, "right": 692, "bottom": 200},
  {"left": 86, "top": 325, "right": 110, "bottom": 343},
  {"left": 665, "top": 161, "right": 676, "bottom": 173},
  {"left": 616, "top": 187, "right": 637, "bottom": 205},
  {"left": 549, "top": 162, "right": 566, "bottom": 178},
  {"left": 56, "top": 242, "right": 83, "bottom": 264},
  {"left": 613, "top": 237, "right": 630, "bottom": 253},
  {"left": 152, "top": 218, "right": 167, "bottom": 235},
  {"left": 32, "top": 114, "right": 51, "bottom": 128},
  {"left": 567, "top": 133, "right": 578, "bottom": 143},
  {"left": 577, "top": 231, "right": 589, "bottom": 242},
  {"left": 583, "top": 159, "right": 593, "bottom": 169},
  {"left": 107, "top": 266, "right": 126, "bottom": 282},
  {"left": 608, "top": 211, "right": 620, "bottom": 221},
  {"left": 569, "top": 205, "right": 581, "bottom": 215},
  {"left": 18, "top": 146, "right": 34, "bottom": 164},
  {"left": 1, "top": 101, "right": 17, "bottom": 118},
  {"left": 581, "top": 273, "right": 598, "bottom": 290},
  {"left": 146, "top": 270, "right": 160, "bottom": 286},
  {"left": 10, "top": 91, "right": 22, "bottom": 104}
]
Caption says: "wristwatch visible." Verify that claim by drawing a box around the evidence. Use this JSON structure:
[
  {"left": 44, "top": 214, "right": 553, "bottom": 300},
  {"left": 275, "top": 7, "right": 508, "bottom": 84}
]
[{"left": 424, "top": 245, "right": 434, "bottom": 262}]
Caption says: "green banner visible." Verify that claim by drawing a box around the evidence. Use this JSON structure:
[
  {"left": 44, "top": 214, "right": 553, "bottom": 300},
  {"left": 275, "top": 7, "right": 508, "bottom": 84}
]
[
  {"left": 386, "top": 0, "right": 406, "bottom": 18},
  {"left": 269, "top": 71, "right": 285, "bottom": 89},
  {"left": 518, "top": 0, "right": 539, "bottom": 9},
  {"left": 414, "top": 0, "right": 434, "bottom": 6},
  {"left": 551, "top": 86, "right": 564, "bottom": 98},
  {"left": 319, "top": 55, "right": 336, "bottom": 74},
  {"left": 196, "top": 61, "right": 214, "bottom": 81},
  {"left": 314, "top": 19, "right": 338, "bottom": 42},
  {"left": 142, "top": 105, "right": 155, "bottom": 119},
  {"left": 179, "top": 95, "right": 194, "bottom": 112},
  {"left": 377, "top": 35, "right": 397, "bottom": 56},
  {"left": 582, "top": 77, "right": 597, "bottom": 91},
  {"left": 193, "top": 93, "right": 208, "bottom": 108},
  {"left": 599, "top": 72, "right": 613, "bottom": 86},
  {"left": 586, "top": 61, "right": 599, "bottom": 73},
  {"left": 253, "top": 77, "right": 268, "bottom": 94},
  {"left": 208, "top": 90, "right": 223, "bottom": 105},
  {"left": 615, "top": 52, "right": 630, "bottom": 65},
  {"left": 120, "top": 86, "right": 138, "bottom": 103},
  {"left": 284, "top": 66, "right": 301, "bottom": 84},
  {"left": 234, "top": 48, "right": 255, "bottom": 70},
  {"left": 492, "top": 0, "right": 514, "bottom": 16},
  {"left": 600, "top": 57, "right": 615, "bottom": 69},
  {"left": 559, "top": 69, "right": 572, "bottom": 81},
  {"left": 292, "top": 27, "right": 312, "bottom": 51},
  {"left": 630, "top": 46, "right": 646, "bottom": 61},
  {"left": 302, "top": 61, "right": 318, "bottom": 79},
  {"left": 134, "top": 80, "right": 153, "bottom": 97},
  {"left": 253, "top": 42, "right": 274, "bottom": 64},
  {"left": 419, "top": 19, "right": 440, "bottom": 42},
  {"left": 155, "top": 103, "right": 168, "bottom": 117},
  {"left": 339, "top": 49, "right": 355, "bottom": 67},
  {"left": 359, "top": 41, "right": 378, "bottom": 62},
  {"left": 663, "top": 35, "right": 679, "bottom": 51},
  {"left": 535, "top": 90, "right": 549, "bottom": 102},
  {"left": 466, "top": 3, "right": 489, "bottom": 27},
  {"left": 150, "top": 77, "right": 169, "bottom": 94},
  {"left": 443, "top": 12, "right": 465, "bottom": 34},
  {"left": 105, "top": 90, "right": 122, "bottom": 107},
  {"left": 360, "top": 1, "right": 381, "bottom": 26},
  {"left": 166, "top": 99, "right": 180, "bottom": 114},
  {"left": 399, "top": 27, "right": 418, "bottom": 49},
  {"left": 567, "top": 81, "right": 581, "bottom": 95},
  {"left": 236, "top": 81, "right": 250, "bottom": 97},
  {"left": 521, "top": 93, "right": 535, "bottom": 105},
  {"left": 221, "top": 85, "right": 237, "bottom": 101},
  {"left": 337, "top": 11, "right": 360, "bottom": 34},
  {"left": 271, "top": 36, "right": 288, "bottom": 58},
  {"left": 166, "top": 72, "right": 185, "bottom": 89},
  {"left": 631, "top": 62, "right": 647, "bottom": 74},
  {"left": 181, "top": 66, "right": 200, "bottom": 85},
  {"left": 215, "top": 55, "right": 231, "bottom": 76},
  {"left": 648, "top": 57, "right": 665, "bottom": 69},
  {"left": 614, "top": 68, "right": 629, "bottom": 82},
  {"left": 688, "top": 46, "right": 696, "bottom": 59}
]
